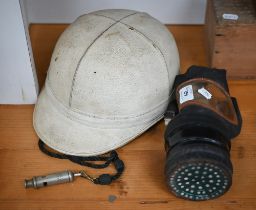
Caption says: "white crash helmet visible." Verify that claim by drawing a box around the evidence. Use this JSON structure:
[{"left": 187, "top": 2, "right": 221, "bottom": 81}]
[{"left": 33, "top": 9, "right": 179, "bottom": 156}]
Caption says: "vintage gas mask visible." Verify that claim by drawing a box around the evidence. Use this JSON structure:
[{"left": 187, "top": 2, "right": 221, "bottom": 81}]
[{"left": 164, "top": 66, "right": 242, "bottom": 201}]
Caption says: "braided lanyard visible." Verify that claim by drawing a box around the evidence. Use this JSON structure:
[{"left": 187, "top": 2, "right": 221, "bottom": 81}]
[{"left": 38, "top": 139, "right": 125, "bottom": 185}]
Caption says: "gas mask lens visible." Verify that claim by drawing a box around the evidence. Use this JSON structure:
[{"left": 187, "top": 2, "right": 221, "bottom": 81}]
[{"left": 164, "top": 66, "right": 242, "bottom": 201}]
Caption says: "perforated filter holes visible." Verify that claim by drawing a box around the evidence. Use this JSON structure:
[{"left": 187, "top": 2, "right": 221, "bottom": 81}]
[{"left": 168, "top": 163, "right": 231, "bottom": 200}]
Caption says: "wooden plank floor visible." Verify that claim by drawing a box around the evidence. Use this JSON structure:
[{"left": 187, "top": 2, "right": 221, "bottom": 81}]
[{"left": 0, "top": 25, "right": 256, "bottom": 210}]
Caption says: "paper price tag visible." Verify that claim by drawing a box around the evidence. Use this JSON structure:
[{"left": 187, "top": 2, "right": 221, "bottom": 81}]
[
  {"left": 179, "top": 85, "right": 194, "bottom": 104},
  {"left": 198, "top": 87, "right": 212, "bottom": 100},
  {"left": 222, "top": 13, "right": 239, "bottom": 20}
]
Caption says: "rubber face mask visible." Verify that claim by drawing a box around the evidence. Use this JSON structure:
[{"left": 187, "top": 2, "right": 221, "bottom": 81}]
[{"left": 164, "top": 66, "right": 242, "bottom": 201}]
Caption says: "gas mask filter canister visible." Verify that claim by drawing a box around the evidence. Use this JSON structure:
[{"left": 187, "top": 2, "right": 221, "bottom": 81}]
[{"left": 164, "top": 66, "right": 242, "bottom": 201}]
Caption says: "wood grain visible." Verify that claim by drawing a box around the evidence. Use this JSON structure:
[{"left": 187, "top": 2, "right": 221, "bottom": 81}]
[
  {"left": 0, "top": 25, "right": 255, "bottom": 210},
  {"left": 205, "top": 0, "right": 256, "bottom": 78}
]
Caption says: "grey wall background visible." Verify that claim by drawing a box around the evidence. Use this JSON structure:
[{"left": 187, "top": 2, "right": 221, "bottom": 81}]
[
  {"left": 23, "top": 0, "right": 207, "bottom": 24},
  {"left": 0, "top": 0, "right": 207, "bottom": 104}
]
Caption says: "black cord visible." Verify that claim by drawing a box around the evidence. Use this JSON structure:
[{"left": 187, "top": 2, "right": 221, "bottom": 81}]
[{"left": 38, "top": 139, "right": 125, "bottom": 185}]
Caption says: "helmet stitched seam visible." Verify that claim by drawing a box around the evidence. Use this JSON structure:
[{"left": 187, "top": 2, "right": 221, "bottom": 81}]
[
  {"left": 46, "top": 82, "right": 169, "bottom": 120},
  {"left": 92, "top": 13, "right": 171, "bottom": 89},
  {"left": 68, "top": 12, "right": 138, "bottom": 107}
]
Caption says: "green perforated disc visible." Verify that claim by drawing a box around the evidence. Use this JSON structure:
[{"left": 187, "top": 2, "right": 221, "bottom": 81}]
[{"left": 168, "top": 162, "right": 231, "bottom": 200}]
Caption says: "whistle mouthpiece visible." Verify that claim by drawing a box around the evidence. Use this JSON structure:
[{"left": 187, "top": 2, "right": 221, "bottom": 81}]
[
  {"left": 24, "top": 179, "right": 35, "bottom": 188},
  {"left": 24, "top": 171, "right": 74, "bottom": 189}
]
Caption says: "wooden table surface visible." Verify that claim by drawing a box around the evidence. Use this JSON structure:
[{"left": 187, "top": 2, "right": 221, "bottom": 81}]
[{"left": 0, "top": 25, "right": 255, "bottom": 210}]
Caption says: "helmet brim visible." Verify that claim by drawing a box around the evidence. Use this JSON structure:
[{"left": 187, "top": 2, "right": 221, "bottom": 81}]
[{"left": 33, "top": 86, "right": 163, "bottom": 156}]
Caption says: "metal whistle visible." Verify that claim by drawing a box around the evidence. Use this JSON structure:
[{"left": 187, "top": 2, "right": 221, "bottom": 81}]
[
  {"left": 24, "top": 170, "right": 78, "bottom": 189},
  {"left": 24, "top": 170, "right": 95, "bottom": 189}
]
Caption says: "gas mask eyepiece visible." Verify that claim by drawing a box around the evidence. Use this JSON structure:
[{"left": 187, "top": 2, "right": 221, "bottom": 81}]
[{"left": 164, "top": 66, "right": 242, "bottom": 201}]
